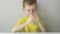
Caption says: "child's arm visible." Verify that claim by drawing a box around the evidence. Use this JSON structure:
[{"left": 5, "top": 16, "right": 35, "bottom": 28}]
[
  {"left": 38, "top": 22, "right": 48, "bottom": 32},
  {"left": 12, "top": 14, "right": 34, "bottom": 33},
  {"left": 12, "top": 20, "right": 31, "bottom": 33},
  {"left": 34, "top": 14, "right": 47, "bottom": 32}
]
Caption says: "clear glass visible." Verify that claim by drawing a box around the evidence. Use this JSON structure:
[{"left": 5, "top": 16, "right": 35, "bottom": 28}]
[{"left": 32, "top": 18, "right": 39, "bottom": 24}]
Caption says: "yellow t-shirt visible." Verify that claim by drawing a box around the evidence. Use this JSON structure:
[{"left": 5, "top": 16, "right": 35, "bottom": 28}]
[{"left": 16, "top": 16, "right": 45, "bottom": 32}]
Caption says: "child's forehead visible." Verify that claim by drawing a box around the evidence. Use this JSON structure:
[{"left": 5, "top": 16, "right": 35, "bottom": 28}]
[
  {"left": 25, "top": 3, "right": 37, "bottom": 7},
  {"left": 24, "top": 4, "right": 37, "bottom": 9}
]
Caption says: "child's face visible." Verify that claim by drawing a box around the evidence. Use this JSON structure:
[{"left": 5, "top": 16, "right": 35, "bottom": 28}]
[{"left": 23, "top": 4, "right": 37, "bottom": 16}]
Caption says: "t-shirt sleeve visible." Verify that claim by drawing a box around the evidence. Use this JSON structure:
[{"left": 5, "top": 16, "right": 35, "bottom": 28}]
[
  {"left": 16, "top": 18, "right": 25, "bottom": 26},
  {"left": 39, "top": 19, "right": 46, "bottom": 28},
  {"left": 16, "top": 18, "right": 25, "bottom": 32}
]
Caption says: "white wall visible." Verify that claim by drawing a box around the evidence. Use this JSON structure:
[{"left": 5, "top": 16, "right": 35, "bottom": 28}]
[
  {"left": 0, "top": 0, "right": 60, "bottom": 32},
  {"left": 0, "top": 0, "right": 24, "bottom": 32},
  {"left": 37, "top": 0, "right": 60, "bottom": 32}
]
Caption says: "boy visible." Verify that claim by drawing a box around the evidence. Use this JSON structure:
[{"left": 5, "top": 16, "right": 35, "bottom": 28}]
[{"left": 12, "top": 0, "right": 47, "bottom": 32}]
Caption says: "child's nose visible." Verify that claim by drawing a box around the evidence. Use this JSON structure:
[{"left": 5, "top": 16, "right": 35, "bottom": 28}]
[{"left": 30, "top": 11, "right": 33, "bottom": 14}]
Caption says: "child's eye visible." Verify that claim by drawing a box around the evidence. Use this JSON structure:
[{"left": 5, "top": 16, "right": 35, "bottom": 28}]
[
  {"left": 32, "top": 10, "right": 35, "bottom": 11},
  {"left": 28, "top": 10, "right": 30, "bottom": 12},
  {"left": 32, "top": 9, "right": 37, "bottom": 11}
]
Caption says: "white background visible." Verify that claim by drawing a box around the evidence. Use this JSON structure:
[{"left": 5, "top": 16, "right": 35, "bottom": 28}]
[{"left": 0, "top": 0, "right": 60, "bottom": 32}]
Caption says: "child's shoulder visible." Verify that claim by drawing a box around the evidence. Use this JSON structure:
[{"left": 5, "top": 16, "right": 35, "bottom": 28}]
[
  {"left": 18, "top": 16, "right": 28, "bottom": 22},
  {"left": 16, "top": 16, "right": 28, "bottom": 26},
  {"left": 20, "top": 16, "right": 28, "bottom": 20}
]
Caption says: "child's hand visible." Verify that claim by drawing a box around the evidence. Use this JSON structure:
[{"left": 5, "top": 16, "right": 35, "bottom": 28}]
[
  {"left": 34, "top": 14, "right": 40, "bottom": 21},
  {"left": 28, "top": 14, "right": 36, "bottom": 22},
  {"left": 12, "top": 26, "right": 19, "bottom": 33},
  {"left": 28, "top": 14, "right": 39, "bottom": 23}
]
